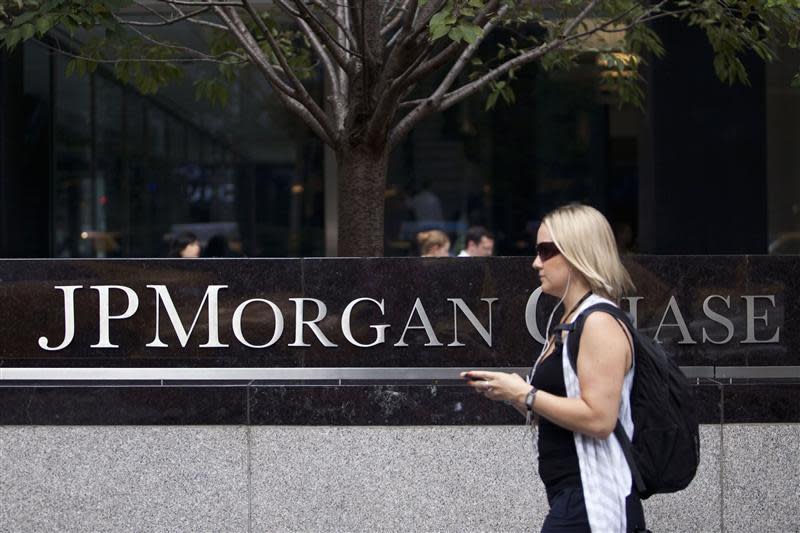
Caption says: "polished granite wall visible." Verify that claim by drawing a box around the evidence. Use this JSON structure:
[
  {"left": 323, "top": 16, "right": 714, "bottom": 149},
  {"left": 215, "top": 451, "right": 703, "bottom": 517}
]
[
  {"left": 0, "top": 256, "right": 792, "bottom": 368},
  {"left": 2, "top": 380, "right": 798, "bottom": 425},
  {"left": 1, "top": 257, "right": 798, "bottom": 425},
  {"left": 2, "top": 424, "right": 796, "bottom": 532},
  {"left": 1, "top": 258, "right": 797, "bottom": 531}
]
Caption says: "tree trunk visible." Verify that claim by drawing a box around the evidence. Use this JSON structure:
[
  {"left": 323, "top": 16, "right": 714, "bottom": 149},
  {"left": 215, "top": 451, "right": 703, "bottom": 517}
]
[{"left": 337, "top": 143, "right": 389, "bottom": 256}]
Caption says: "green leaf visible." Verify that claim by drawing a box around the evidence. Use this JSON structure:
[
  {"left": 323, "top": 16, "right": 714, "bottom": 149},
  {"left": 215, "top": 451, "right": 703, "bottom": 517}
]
[
  {"left": 429, "top": 11, "right": 449, "bottom": 28},
  {"left": 448, "top": 26, "right": 463, "bottom": 43},
  {"left": 5, "top": 28, "right": 22, "bottom": 50},
  {"left": 485, "top": 90, "right": 498, "bottom": 110},
  {"left": 430, "top": 23, "right": 450, "bottom": 40},
  {"left": 12, "top": 11, "right": 36, "bottom": 26},
  {"left": 34, "top": 14, "right": 54, "bottom": 36},
  {"left": 19, "top": 23, "right": 34, "bottom": 40},
  {"left": 459, "top": 23, "right": 482, "bottom": 44}
]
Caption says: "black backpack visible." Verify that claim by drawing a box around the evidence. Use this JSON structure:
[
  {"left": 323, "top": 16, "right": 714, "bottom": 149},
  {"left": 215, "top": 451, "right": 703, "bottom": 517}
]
[{"left": 555, "top": 302, "right": 700, "bottom": 499}]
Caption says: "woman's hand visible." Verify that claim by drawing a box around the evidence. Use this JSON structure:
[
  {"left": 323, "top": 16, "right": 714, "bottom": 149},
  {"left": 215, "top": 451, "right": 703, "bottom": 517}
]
[{"left": 461, "top": 370, "right": 532, "bottom": 406}]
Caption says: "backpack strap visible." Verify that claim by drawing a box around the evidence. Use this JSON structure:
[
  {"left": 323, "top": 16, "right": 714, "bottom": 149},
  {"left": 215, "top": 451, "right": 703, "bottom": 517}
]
[
  {"left": 563, "top": 302, "right": 647, "bottom": 495},
  {"left": 614, "top": 422, "right": 647, "bottom": 495},
  {"left": 565, "top": 303, "right": 634, "bottom": 372}
]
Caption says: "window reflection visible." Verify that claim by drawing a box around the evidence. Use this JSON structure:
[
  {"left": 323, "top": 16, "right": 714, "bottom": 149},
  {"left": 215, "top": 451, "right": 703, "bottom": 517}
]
[
  {"left": 387, "top": 59, "right": 642, "bottom": 256},
  {"left": 767, "top": 45, "right": 800, "bottom": 254},
  {"left": 26, "top": 31, "right": 324, "bottom": 258},
  {"left": 53, "top": 53, "right": 91, "bottom": 258}
]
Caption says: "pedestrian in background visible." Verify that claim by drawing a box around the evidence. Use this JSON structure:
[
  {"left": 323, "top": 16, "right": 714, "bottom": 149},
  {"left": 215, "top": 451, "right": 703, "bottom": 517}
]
[
  {"left": 458, "top": 226, "right": 494, "bottom": 256},
  {"left": 417, "top": 229, "right": 450, "bottom": 257},
  {"left": 168, "top": 231, "right": 200, "bottom": 258},
  {"left": 203, "top": 234, "right": 234, "bottom": 257}
]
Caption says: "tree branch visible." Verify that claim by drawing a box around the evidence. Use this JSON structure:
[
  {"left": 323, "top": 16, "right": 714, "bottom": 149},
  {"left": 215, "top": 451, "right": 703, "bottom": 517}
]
[
  {"left": 216, "top": 5, "right": 336, "bottom": 147},
  {"left": 335, "top": 0, "right": 351, "bottom": 129},
  {"left": 160, "top": 0, "right": 243, "bottom": 5},
  {"left": 309, "top": 0, "right": 358, "bottom": 48},
  {"left": 212, "top": 5, "right": 295, "bottom": 96},
  {"left": 297, "top": 17, "right": 346, "bottom": 133},
  {"left": 381, "top": 0, "right": 414, "bottom": 37},
  {"left": 36, "top": 37, "right": 241, "bottom": 65},
  {"left": 239, "top": 1, "right": 338, "bottom": 143},
  {"left": 115, "top": 6, "right": 210, "bottom": 26},
  {"left": 402, "top": 0, "right": 418, "bottom": 33},
  {"left": 151, "top": 0, "right": 230, "bottom": 30},
  {"left": 406, "top": 0, "right": 446, "bottom": 43},
  {"left": 430, "top": 3, "right": 510, "bottom": 102},
  {"left": 398, "top": 0, "right": 502, "bottom": 92},
  {"left": 389, "top": 0, "right": 604, "bottom": 147},
  {"left": 112, "top": 12, "right": 244, "bottom": 63},
  {"left": 363, "top": 36, "right": 431, "bottom": 143},
  {"left": 290, "top": 0, "right": 360, "bottom": 70}
]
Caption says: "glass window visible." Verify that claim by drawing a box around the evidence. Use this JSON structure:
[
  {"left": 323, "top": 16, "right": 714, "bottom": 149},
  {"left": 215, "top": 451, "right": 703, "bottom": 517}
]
[
  {"left": 767, "top": 45, "right": 800, "bottom": 254},
  {"left": 36, "top": 25, "right": 324, "bottom": 258},
  {"left": 386, "top": 59, "right": 642, "bottom": 257},
  {"left": 94, "top": 74, "right": 124, "bottom": 257},
  {"left": 52, "top": 54, "right": 91, "bottom": 257}
]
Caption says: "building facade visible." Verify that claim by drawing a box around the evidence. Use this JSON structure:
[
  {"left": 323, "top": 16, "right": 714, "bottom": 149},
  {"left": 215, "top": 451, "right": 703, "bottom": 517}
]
[{"left": 2, "top": 17, "right": 798, "bottom": 258}]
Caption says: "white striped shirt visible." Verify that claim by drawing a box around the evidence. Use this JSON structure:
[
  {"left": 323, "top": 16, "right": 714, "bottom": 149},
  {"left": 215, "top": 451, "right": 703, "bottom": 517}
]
[{"left": 561, "top": 294, "right": 635, "bottom": 532}]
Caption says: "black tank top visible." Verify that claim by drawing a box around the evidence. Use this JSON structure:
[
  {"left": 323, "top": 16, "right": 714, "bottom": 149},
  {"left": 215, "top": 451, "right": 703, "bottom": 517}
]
[{"left": 532, "top": 348, "right": 581, "bottom": 497}]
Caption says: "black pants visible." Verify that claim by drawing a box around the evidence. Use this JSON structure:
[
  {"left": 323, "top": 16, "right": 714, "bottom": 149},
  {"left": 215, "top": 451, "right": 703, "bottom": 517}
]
[{"left": 540, "top": 485, "right": 648, "bottom": 533}]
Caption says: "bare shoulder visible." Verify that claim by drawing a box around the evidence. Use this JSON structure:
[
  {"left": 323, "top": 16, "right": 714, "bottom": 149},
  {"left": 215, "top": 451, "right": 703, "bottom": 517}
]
[{"left": 579, "top": 311, "right": 632, "bottom": 351}]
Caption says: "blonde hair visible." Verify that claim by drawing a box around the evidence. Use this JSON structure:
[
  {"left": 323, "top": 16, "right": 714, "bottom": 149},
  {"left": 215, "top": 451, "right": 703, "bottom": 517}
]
[
  {"left": 542, "top": 203, "right": 635, "bottom": 303},
  {"left": 417, "top": 229, "right": 450, "bottom": 256}
]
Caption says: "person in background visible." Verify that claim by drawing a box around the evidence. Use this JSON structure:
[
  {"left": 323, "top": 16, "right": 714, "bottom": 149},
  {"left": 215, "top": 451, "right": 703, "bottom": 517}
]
[
  {"left": 168, "top": 231, "right": 200, "bottom": 258},
  {"left": 458, "top": 226, "right": 494, "bottom": 257},
  {"left": 462, "top": 204, "right": 647, "bottom": 532},
  {"left": 203, "top": 234, "right": 235, "bottom": 257},
  {"left": 417, "top": 230, "right": 450, "bottom": 257}
]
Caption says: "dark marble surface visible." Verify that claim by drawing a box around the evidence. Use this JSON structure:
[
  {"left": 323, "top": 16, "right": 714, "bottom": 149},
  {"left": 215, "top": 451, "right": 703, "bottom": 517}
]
[
  {"left": 622, "top": 256, "right": 752, "bottom": 367},
  {"left": 743, "top": 255, "right": 800, "bottom": 366},
  {"left": 721, "top": 382, "right": 800, "bottom": 423},
  {"left": 1, "top": 257, "right": 798, "bottom": 425},
  {"left": 0, "top": 381, "right": 795, "bottom": 425},
  {"left": 0, "top": 385, "right": 248, "bottom": 424},
  {"left": 0, "top": 256, "right": 794, "bottom": 369},
  {"left": 247, "top": 385, "right": 522, "bottom": 425},
  {"left": 0, "top": 259, "right": 305, "bottom": 367},
  {"left": 298, "top": 257, "right": 539, "bottom": 367},
  {"left": 692, "top": 381, "right": 723, "bottom": 424}
]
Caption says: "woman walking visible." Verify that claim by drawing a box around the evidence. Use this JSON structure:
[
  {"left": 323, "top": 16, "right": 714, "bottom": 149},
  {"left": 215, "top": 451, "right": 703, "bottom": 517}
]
[{"left": 463, "top": 204, "right": 647, "bottom": 532}]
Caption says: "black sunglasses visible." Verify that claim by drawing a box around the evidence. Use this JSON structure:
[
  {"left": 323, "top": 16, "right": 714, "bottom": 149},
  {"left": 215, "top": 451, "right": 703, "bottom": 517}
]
[{"left": 535, "top": 241, "right": 560, "bottom": 261}]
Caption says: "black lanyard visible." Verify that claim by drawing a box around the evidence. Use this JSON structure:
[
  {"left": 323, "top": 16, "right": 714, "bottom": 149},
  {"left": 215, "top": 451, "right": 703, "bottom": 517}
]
[
  {"left": 562, "top": 290, "right": 593, "bottom": 325},
  {"left": 550, "top": 290, "right": 593, "bottom": 351}
]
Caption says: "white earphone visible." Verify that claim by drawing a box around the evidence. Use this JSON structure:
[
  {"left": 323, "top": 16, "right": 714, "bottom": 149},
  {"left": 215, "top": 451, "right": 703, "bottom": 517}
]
[{"left": 526, "top": 271, "right": 572, "bottom": 428}]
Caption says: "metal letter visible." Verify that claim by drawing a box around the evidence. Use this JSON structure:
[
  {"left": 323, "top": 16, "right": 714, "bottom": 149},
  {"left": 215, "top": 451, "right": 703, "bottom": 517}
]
[
  {"left": 621, "top": 296, "right": 643, "bottom": 328},
  {"left": 232, "top": 299, "right": 285, "bottom": 348},
  {"left": 741, "top": 295, "right": 780, "bottom": 344},
  {"left": 524, "top": 287, "right": 547, "bottom": 344},
  {"left": 394, "top": 298, "right": 443, "bottom": 347},
  {"left": 38, "top": 285, "right": 82, "bottom": 351},
  {"left": 90, "top": 285, "right": 140, "bottom": 348},
  {"left": 701, "top": 295, "right": 734, "bottom": 345},
  {"left": 146, "top": 285, "right": 229, "bottom": 348},
  {"left": 654, "top": 296, "right": 697, "bottom": 344},
  {"left": 447, "top": 298, "right": 497, "bottom": 347},
  {"left": 288, "top": 298, "right": 338, "bottom": 347},
  {"left": 341, "top": 298, "right": 389, "bottom": 348}
]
